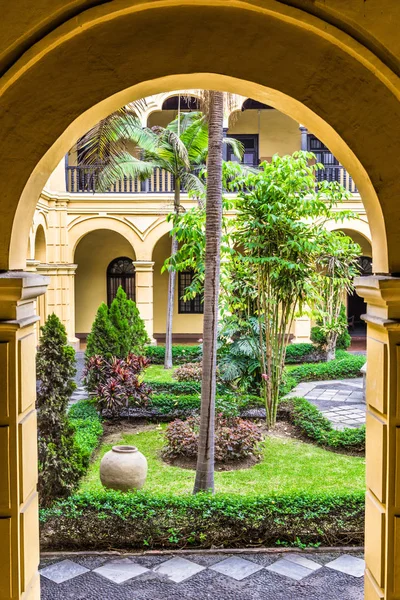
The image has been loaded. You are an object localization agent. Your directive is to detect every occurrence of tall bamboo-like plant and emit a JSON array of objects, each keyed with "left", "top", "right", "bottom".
[
  {"left": 313, "top": 232, "right": 361, "bottom": 361},
  {"left": 235, "top": 152, "right": 354, "bottom": 428}
]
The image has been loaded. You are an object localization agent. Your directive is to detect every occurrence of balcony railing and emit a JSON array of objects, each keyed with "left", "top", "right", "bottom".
[{"left": 65, "top": 164, "right": 358, "bottom": 194}]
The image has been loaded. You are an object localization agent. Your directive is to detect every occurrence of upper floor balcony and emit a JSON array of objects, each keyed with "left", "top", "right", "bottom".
[{"left": 65, "top": 160, "right": 358, "bottom": 195}]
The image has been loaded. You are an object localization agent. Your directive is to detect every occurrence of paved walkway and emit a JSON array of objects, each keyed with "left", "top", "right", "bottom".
[
  {"left": 285, "top": 378, "right": 365, "bottom": 429},
  {"left": 39, "top": 551, "right": 364, "bottom": 599}
]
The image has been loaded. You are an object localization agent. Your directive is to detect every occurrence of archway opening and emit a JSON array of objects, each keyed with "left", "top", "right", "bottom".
[
  {"left": 74, "top": 229, "right": 136, "bottom": 341},
  {"left": 34, "top": 224, "right": 47, "bottom": 263}
]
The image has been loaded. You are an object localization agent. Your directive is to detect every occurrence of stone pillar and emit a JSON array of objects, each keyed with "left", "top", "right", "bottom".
[
  {"left": 36, "top": 264, "right": 79, "bottom": 348},
  {"left": 355, "top": 276, "right": 400, "bottom": 600},
  {"left": 0, "top": 272, "right": 49, "bottom": 600},
  {"left": 133, "top": 261, "right": 154, "bottom": 341},
  {"left": 299, "top": 125, "right": 308, "bottom": 151}
]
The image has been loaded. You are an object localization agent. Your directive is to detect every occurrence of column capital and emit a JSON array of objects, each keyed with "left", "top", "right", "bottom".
[
  {"left": 132, "top": 260, "right": 155, "bottom": 272},
  {"left": 0, "top": 271, "right": 49, "bottom": 325},
  {"left": 355, "top": 275, "right": 400, "bottom": 323},
  {"left": 36, "top": 263, "right": 77, "bottom": 275}
]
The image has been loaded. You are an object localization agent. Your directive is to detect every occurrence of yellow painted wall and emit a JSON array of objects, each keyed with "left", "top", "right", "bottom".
[
  {"left": 228, "top": 109, "right": 300, "bottom": 161},
  {"left": 153, "top": 233, "right": 203, "bottom": 335},
  {"left": 75, "top": 229, "right": 135, "bottom": 333},
  {"left": 341, "top": 229, "right": 372, "bottom": 257}
]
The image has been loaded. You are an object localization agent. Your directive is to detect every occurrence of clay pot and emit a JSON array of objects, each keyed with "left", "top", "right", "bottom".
[{"left": 100, "top": 445, "right": 148, "bottom": 492}]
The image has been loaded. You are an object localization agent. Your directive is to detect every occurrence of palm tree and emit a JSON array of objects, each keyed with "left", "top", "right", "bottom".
[
  {"left": 78, "top": 109, "right": 209, "bottom": 369},
  {"left": 193, "top": 91, "right": 225, "bottom": 494},
  {"left": 78, "top": 101, "right": 242, "bottom": 370}
]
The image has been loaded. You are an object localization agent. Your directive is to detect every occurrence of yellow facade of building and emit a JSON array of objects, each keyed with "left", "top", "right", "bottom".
[
  {"left": 1, "top": 2, "right": 400, "bottom": 598},
  {"left": 28, "top": 97, "right": 372, "bottom": 347}
]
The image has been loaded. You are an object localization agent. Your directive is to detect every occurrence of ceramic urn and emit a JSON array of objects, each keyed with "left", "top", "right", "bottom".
[{"left": 100, "top": 445, "right": 148, "bottom": 491}]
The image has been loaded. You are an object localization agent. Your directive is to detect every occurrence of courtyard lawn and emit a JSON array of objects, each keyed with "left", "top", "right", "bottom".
[
  {"left": 79, "top": 424, "right": 365, "bottom": 497},
  {"left": 143, "top": 364, "right": 177, "bottom": 383}
]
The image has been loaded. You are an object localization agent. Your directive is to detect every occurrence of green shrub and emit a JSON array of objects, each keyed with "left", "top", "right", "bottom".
[
  {"left": 281, "top": 396, "right": 365, "bottom": 452},
  {"left": 69, "top": 400, "right": 103, "bottom": 468},
  {"left": 39, "top": 490, "right": 365, "bottom": 550},
  {"left": 36, "top": 314, "right": 83, "bottom": 507},
  {"left": 149, "top": 392, "right": 263, "bottom": 417},
  {"left": 289, "top": 354, "right": 365, "bottom": 383},
  {"left": 149, "top": 381, "right": 202, "bottom": 394},
  {"left": 86, "top": 287, "right": 149, "bottom": 359},
  {"left": 285, "top": 343, "right": 324, "bottom": 364},
  {"left": 173, "top": 362, "right": 203, "bottom": 382},
  {"left": 164, "top": 415, "right": 263, "bottom": 462},
  {"left": 144, "top": 345, "right": 202, "bottom": 364}
]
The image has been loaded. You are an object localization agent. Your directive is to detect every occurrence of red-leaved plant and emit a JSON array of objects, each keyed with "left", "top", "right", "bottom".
[
  {"left": 163, "top": 415, "right": 263, "bottom": 462},
  {"left": 83, "top": 353, "right": 151, "bottom": 415}
]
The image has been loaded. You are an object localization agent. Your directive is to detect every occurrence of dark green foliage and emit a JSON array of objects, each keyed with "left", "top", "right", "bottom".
[
  {"left": 164, "top": 416, "right": 263, "bottom": 462},
  {"left": 39, "top": 490, "right": 365, "bottom": 550},
  {"left": 281, "top": 396, "right": 365, "bottom": 452},
  {"left": 148, "top": 380, "right": 202, "bottom": 394},
  {"left": 36, "top": 314, "right": 83, "bottom": 506},
  {"left": 69, "top": 400, "right": 103, "bottom": 469},
  {"left": 289, "top": 353, "right": 366, "bottom": 383},
  {"left": 85, "top": 303, "right": 118, "bottom": 359},
  {"left": 285, "top": 343, "right": 325, "bottom": 364},
  {"left": 86, "top": 287, "right": 149, "bottom": 360},
  {"left": 311, "top": 326, "right": 352, "bottom": 351},
  {"left": 109, "top": 286, "right": 149, "bottom": 357},
  {"left": 149, "top": 393, "right": 263, "bottom": 417},
  {"left": 144, "top": 344, "right": 202, "bottom": 364}
]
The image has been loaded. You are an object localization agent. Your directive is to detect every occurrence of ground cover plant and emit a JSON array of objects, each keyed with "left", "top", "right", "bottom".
[
  {"left": 173, "top": 362, "right": 203, "bottom": 382},
  {"left": 288, "top": 352, "right": 365, "bottom": 383}
]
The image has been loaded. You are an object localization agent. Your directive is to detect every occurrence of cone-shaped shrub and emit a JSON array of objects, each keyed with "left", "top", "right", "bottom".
[
  {"left": 108, "top": 286, "right": 149, "bottom": 357},
  {"left": 36, "top": 313, "right": 83, "bottom": 506},
  {"left": 85, "top": 302, "right": 119, "bottom": 359}
]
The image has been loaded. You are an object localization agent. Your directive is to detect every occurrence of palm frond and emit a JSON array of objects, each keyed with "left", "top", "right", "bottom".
[
  {"left": 96, "top": 153, "right": 156, "bottom": 192},
  {"left": 223, "top": 136, "right": 244, "bottom": 161}
]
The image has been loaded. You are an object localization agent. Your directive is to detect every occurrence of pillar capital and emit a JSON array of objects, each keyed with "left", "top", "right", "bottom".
[
  {"left": 132, "top": 260, "right": 155, "bottom": 272},
  {"left": 355, "top": 275, "right": 400, "bottom": 322},
  {"left": 0, "top": 271, "right": 49, "bottom": 325}
]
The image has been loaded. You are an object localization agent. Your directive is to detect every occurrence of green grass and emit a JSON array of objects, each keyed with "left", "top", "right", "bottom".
[
  {"left": 79, "top": 425, "right": 365, "bottom": 496},
  {"left": 143, "top": 364, "right": 177, "bottom": 383}
]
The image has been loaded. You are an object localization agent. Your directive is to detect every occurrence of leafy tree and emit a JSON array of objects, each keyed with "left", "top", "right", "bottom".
[
  {"left": 85, "top": 302, "right": 118, "bottom": 359},
  {"left": 36, "top": 314, "right": 83, "bottom": 506},
  {"left": 234, "top": 152, "right": 354, "bottom": 428},
  {"left": 312, "top": 233, "right": 361, "bottom": 360}
]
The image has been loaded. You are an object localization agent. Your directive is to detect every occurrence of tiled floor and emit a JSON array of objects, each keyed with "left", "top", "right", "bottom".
[
  {"left": 40, "top": 551, "right": 365, "bottom": 599},
  {"left": 285, "top": 378, "right": 366, "bottom": 429}
]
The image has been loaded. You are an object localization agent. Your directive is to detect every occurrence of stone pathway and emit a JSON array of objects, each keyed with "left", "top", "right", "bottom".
[
  {"left": 39, "top": 551, "right": 364, "bottom": 599},
  {"left": 285, "top": 378, "right": 365, "bottom": 429}
]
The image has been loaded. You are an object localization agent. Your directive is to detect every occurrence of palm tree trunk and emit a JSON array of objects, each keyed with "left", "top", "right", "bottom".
[
  {"left": 164, "top": 182, "right": 180, "bottom": 369},
  {"left": 193, "top": 91, "right": 224, "bottom": 493}
]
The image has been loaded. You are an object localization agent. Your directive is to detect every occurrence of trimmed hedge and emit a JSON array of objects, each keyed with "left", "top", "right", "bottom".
[
  {"left": 289, "top": 354, "right": 366, "bottom": 383},
  {"left": 69, "top": 400, "right": 103, "bottom": 469},
  {"left": 39, "top": 490, "right": 364, "bottom": 550},
  {"left": 144, "top": 345, "right": 202, "bottom": 365},
  {"left": 281, "top": 396, "right": 365, "bottom": 452},
  {"left": 285, "top": 343, "right": 324, "bottom": 364},
  {"left": 150, "top": 392, "right": 263, "bottom": 417}
]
